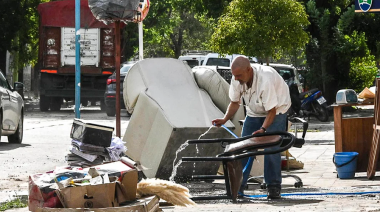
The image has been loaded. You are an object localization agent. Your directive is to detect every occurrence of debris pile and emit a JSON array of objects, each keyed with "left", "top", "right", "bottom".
[
  {"left": 65, "top": 119, "right": 126, "bottom": 167},
  {"left": 28, "top": 118, "right": 196, "bottom": 211}
]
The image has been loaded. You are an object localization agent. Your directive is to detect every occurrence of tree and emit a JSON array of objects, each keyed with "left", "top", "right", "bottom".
[
  {"left": 0, "top": 0, "right": 25, "bottom": 74},
  {"left": 209, "top": 0, "right": 310, "bottom": 64},
  {"left": 0, "top": 0, "right": 46, "bottom": 81},
  {"left": 303, "top": 1, "right": 378, "bottom": 102},
  {"left": 141, "top": 0, "right": 236, "bottom": 59}
]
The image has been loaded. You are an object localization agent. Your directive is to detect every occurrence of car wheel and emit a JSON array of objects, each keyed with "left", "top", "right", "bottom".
[
  {"left": 40, "top": 95, "right": 50, "bottom": 111},
  {"left": 81, "top": 100, "right": 89, "bottom": 107},
  {"left": 313, "top": 102, "right": 329, "bottom": 122},
  {"left": 50, "top": 97, "right": 62, "bottom": 111},
  {"left": 8, "top": 113, "right": 23, "bottom": 144},
  {"left": 100, "top": 100, "right": 106, "bottom": 111},
  {"left": 106, "top": 106, "right": 116, "bottom": 116}
]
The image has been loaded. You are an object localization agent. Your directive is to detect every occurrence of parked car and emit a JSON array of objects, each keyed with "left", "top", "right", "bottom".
[
  {"left": 104, "top": 62, "right": 135, "bottom": 116},
  {"left": 178, "top": 50, "right": 212, "bottom": 68},
  {"left": 264, "top": 63, "right": 304, "bottom": 93},
  {"left": 202, "top": 53, "right": 258, "bottom": 67},
  {"left": 179, "top": 55, "right": 206, "bottom": 68},
  {"left": 0, "top": 72, "right": 24, "bottom": 143}
]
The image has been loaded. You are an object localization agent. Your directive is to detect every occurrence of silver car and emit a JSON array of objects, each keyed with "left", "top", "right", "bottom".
[{"left": 0, "top": 72, "right": 24, "bottom": 143}]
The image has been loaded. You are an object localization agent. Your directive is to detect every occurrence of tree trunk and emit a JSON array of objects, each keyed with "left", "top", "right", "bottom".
[
  {"left": 171, "top": 28, "right": 184, "bottom": 59},
  {"left": 0, "top": 50, "right": 6, "bottom": 76},
  {"left": 321, "top": 54, "right": 326, "bottom": 93}
]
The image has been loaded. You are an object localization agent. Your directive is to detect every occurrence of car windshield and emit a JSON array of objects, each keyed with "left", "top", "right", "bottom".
[
  {"left": 206, "top": 58, "right": 230, "bottom": 67},
  {"left": 273, "top": 68, "right": 295, "bottom": 80},
  {"left": 120, "top": 64, "right": 134, "bottom": 74},
  {"left": 184, "top": 60, "right": 198, "bottom": 68}
]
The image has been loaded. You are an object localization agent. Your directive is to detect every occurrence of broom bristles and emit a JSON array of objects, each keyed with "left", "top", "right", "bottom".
[{"left": 137, "top": 178, "right": 196, "bottom": 206}]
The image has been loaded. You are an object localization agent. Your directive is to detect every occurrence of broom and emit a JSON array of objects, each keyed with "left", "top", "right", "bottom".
[{"left": 136, "top": 178, "right": 196, "bottom": 206}]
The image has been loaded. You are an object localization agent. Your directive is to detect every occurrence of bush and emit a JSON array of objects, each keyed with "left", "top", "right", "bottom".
[{"left": 349, "top": 53, "right": 377, "bottom": 93}]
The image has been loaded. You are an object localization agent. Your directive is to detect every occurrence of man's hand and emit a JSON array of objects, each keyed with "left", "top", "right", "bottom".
[
  {"left": 212, "top": 101, "right": 240, "bottom": 127},
  {"left": 212, "top": 118, "right": 227, "bottom": 127},
  {"left": 253, "top": 128, "right": 265, "bottom": 135}
]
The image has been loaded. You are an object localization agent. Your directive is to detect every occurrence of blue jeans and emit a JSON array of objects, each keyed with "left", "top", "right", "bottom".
[{"left": 240, "top": 113, "right": 287, "bottom": 191}]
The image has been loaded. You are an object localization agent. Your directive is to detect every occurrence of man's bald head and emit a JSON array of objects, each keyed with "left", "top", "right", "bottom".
[
  {"left": 230, "top": 56, "right": 253, "bottom": 86},
  {"left": 231, "top": 56, "right": 250, "bottom": 71}
]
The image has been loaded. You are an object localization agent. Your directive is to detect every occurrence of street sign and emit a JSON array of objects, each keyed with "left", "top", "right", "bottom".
[{"left": 355, "top": 0, "right": 380, "bottom": 13}]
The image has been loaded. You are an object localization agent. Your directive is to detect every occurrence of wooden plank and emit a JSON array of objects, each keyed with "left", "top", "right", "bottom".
[
  {"left": 367, "top": 78, "right": 380, "bottom": 178},
  {"left": 368, "top": 129, "right": 380, "bottom": 179},
  {"left": 334, "top": 106, "right": 343, "bottom": 152}
]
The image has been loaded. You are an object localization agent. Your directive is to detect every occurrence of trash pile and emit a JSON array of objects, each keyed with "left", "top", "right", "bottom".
[
  {"left": 28, "top": 159, "right": 159, "bottom": 211},
  {"left": 28, "top": 118, "right": 195, "bottom": 211},
  {"left": 66, "top": 119, "right": 126, "bottom": 167}
]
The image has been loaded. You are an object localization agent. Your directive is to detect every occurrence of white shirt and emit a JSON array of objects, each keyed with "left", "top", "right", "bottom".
[{"left": 229, "top": 64, "right": 291, "bottom": 117}]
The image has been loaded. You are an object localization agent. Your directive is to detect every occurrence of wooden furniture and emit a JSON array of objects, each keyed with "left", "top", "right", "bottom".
[
  {"left": 333, "top": 103, "right": 377, "bottom": 172},
  {"left": 368, "top": 79, "right": 380, "bottom": 179}
]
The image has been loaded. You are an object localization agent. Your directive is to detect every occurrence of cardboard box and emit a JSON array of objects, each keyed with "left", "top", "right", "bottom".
[
  {"left": 30, "top": 161, "right": 138, "bottom": 212},
  {"left": 118, "top": 169, "right": 138, "bottom": 202},
  {"left": 36, "top": 195, "right": 160, "bottom": 212},
  {"left": 56, "top": 169, "right": 138, "bottom": 208},
  {"left": 57, "top": 182, "right": 119, "bottom": 208}
]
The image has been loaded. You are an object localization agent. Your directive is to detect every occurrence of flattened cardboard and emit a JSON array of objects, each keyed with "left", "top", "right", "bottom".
[{"left": 84, "top": 161, "right": 134, "bottom": 178}]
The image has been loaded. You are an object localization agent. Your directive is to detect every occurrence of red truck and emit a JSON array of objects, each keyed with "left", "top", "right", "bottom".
[{"left": 37, "top": 0, "right": 118, "bottom": 111}]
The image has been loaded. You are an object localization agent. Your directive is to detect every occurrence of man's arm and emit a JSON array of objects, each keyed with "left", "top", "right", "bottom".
[
  {"left": 212, "top": 101, "right": 240, "bottom": 127},
  {"left": 253, "top": 107, "right": 276, "bottom": 134}
]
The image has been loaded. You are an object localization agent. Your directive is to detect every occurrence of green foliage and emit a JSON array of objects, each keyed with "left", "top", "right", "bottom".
[
  {"left": 210, "top": 0, "right": 310, "bottom": 62},
  {"left": 349, "top": 55, "right": 377, "bottom": 93},
  {"left": 304, "top": 0, "right": 380, "bottom": 103},
  {"left": 122, "top": 23, "right": 139, "bottom": 61},
  {"left": 142, "top": 0, "right": 217, "bottom": 58},
  {"left": 0, "top": 0, "right": 47, "bottom": 81},
  {"left": 303, "top": 0, "right": 354, "bottom": 101},
  {"left": 0, "top": 198, "right": 27, "bottom": 211},
  {"left": 343, "top": 32, "right": 378, "bottom": 92},
  {"left": 193, "top": 0, "right": 232, "bottom": 19},
  {"left": 350, "top": 12, "right": 380, "bottom": 61}
]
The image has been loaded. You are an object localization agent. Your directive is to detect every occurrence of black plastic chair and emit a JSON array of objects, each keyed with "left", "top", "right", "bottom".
[{"left": 182, "top": 129, "right": 307, "bottom": 202}]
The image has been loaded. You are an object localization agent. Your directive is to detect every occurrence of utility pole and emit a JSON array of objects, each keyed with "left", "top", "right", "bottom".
[{"left": 75, "top": 0, "right": 81, "bottom": 118}]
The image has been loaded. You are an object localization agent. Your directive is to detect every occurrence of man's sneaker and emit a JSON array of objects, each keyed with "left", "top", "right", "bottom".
[{"left": 267, "top": 187, "right": 281, "bottom": 199}]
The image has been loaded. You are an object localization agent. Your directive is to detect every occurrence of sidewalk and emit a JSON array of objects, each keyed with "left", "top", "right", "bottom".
[{"left": 162, "top": 113, "right": 380, "bottom": 212}]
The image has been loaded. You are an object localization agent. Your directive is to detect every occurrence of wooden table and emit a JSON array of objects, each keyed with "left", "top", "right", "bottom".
[{"left": 333, "top": 103, "right": 377, "bottom": 172}]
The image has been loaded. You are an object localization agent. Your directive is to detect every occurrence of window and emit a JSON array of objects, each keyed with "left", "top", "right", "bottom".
[
  {"left": 206, "top": 58, "right": 230, "bottom": 67},
  {"left": 273, "top": 68, "right": 295, "bottom": 80},
  {"left": 120, "top": 64, "right": 133, "bottom": 74},
  {"left": 184, "top": 60, "right": 199, "bottom": 68},
  {"left": 0, "top": 72, "right": 10, "bottom": 90}
]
